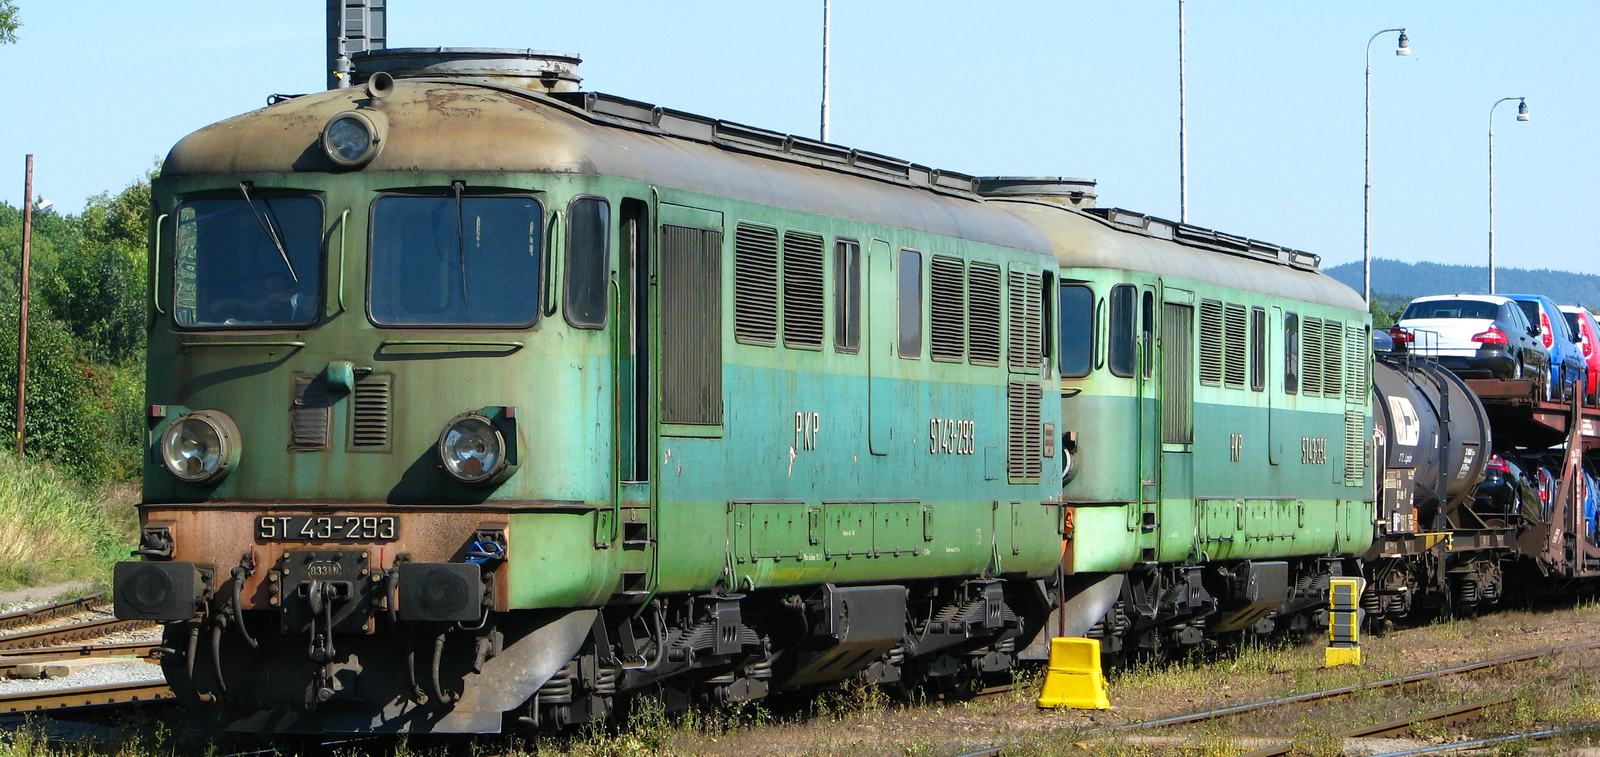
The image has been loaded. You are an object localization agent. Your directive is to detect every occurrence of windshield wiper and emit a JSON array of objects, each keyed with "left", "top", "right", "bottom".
[
  {"left": 454, "top": 180, "right": 468, "bottom": 303},
  {"left": 237, "top": 182, "right": 299, "bottom": 284}
]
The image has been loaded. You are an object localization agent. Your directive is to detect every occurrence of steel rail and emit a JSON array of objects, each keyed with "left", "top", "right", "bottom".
[
  {"left": 1099, "top": 639, "right": 1600, "bottom": 733},
  {"left": 0, "top": 617, "right": 154, "bottom": 650},
  {"left": 0, "top": 641, "right": 160, "bottom": 674},
  {"left": 1366, "top": 722, "right": 1600, "bottom": 757},
  {"left": 0, "top": 593, "right": 107, "bottom": 632},
  {"left": 1232, "top": 697, "right": 1509, "bottom": 757},
  {"left": 0, "top": 680, "right": 172, "bottom": 713}
]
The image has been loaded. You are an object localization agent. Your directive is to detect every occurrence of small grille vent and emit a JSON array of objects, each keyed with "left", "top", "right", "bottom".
[
  {"left": 1007, "top": 381, "right": 1043, "bottom": 480},
  {"left": 968, "top": 263, "right": 1002, "bottom": 365},
  {"left": 781, "top": 231, "right": 825, "bottom": 349},
  {"left": 1344, "top": 409, "right": 1365, "bottom": 485},
  {"left": 929, "top": 256, "right": 966, "bottom": 362},
  {"left": 1302, "top": 316, "right": 1324, "bottom": 396},
  {"left": 1224, "top": 303, "right": 1248, "bottom": 389},
  {"left": 352, "top": 373, "right": 392, "bottom": 448},
  {"left": 1199, "top": 299, "right": 1224, "bottom": 386},
  {"left": 1007, "top": 269, "right": 1042, "bottom": 371},
  {"left": 1322, "top": 320, "right": 1344, "bottom": 397},
  {"left": 734, "top": 224, "right": 778, "bottom": 345},
  {"left": 1345, "top": 326, "right": 1367, "bottom": 404},
  {"left": 290, "top": 374, "right": 333, "bottom": 451}
]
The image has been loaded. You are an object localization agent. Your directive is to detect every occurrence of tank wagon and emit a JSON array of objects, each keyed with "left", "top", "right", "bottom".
[{"left": 114, "top": 49, "right": 1067, "bottom": 733}]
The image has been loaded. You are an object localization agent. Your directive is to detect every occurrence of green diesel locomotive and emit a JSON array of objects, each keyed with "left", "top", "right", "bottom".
[{"left": 115, "top": 49, "right": 1067, "bottom": 733}]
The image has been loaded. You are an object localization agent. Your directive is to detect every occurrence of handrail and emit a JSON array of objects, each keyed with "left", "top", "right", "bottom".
[
  {"left": 151, "top": 213, "right": 169, "bottom": 315},
  {"left": 378, "top": 339, "right": 524, "bottom": 350},
  {"left": 543, "top": 211, "right": 563, "bottom": 318},
  {"left": 336, "top": 208, "right": 350, "bottom": 312},
  {"left": 180, "top": 341, "right": 306, "bottom": 348}
]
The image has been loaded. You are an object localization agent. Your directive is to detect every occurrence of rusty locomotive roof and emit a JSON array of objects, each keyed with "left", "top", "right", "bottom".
[
  {"left": 162, "top": 80, "right": 1053, "bottom": 256},
  {"left": 993, "top": 199, "right": 1367, "bottom": 312}
]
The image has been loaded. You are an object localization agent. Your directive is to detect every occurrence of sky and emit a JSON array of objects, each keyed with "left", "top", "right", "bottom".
[{"left": 0, "top": 1, "right": 1595, "bottom": 277}]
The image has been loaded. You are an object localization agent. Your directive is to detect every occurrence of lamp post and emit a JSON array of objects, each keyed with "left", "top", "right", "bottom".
[
  {"left": 1488, "top": 97, "right": 1528, "bottom": 294},
  {"left": 15, "top": 155, "right": 31, "bottom": 460},
  {"left": 820, "top": 0, "right": 831, "bottom": 142},
  {"left": 1179, "top": 0, "right": 1188, "bottom": 223},
  {"left": 1364, "top": 28, "right": 1410, "bottom": 307}
]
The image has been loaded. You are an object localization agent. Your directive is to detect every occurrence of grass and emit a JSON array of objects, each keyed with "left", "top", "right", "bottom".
[{"left": 0, "top": 456, "right": 134, "bottom": 594}]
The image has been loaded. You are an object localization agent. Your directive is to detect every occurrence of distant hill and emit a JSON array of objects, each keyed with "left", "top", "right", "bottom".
[{"left": 1326, "top": 259, "right": 1600, "bottom": 308}]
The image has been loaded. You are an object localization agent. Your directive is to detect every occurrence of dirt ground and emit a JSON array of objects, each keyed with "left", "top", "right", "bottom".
[{"left": 526, "top": 599, "right": 1600, "bottom": 757}]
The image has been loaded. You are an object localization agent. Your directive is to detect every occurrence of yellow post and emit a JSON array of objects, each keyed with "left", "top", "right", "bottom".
[
  {"left": 1037, "top": 637, "right": 1110, "bottom": 709},
  {"left": 1325, "top": 577, "right": 1366, "bottom": 668}
]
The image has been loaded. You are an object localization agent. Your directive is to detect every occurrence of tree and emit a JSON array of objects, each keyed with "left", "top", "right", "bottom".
[{"left": 0, "top": 1, "right": 18, "bottom": 44}]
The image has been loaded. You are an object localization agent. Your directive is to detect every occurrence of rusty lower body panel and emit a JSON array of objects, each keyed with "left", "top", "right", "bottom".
[{"left": 116, "top": 505, "right": 589, "bottom": 733}]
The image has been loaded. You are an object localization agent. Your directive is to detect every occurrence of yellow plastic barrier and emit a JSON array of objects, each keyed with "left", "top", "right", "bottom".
[
  {"left": 1325, "top": 577, "right": 1366, "bottom": 668},
  {"left": 1037, "top": 637, "right": 1110, "bottom": 710}
]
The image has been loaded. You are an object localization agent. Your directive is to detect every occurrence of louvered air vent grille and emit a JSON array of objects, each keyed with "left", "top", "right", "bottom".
[
  {"left": 1162, "top": 303, "right": 1194, "bottom": 444},
  {"left": 1007, "top": 269, "right": 1042, "bottom": 371},
  {"left": 734, "top": 224, "right": 778, "bottom": 345},
  {"left": 290, "top": 374, "right": 332, "bottom": 451},
  {"left": 351, "top": 373, "right": 392, "bottom": 447},
  {"left": 662, "top": 226, "right": 725, "bottom": 425},
  {"left": 1322, "top": 320, "right": 1344, "bottom": 397},
  {"left": 1224, "top": 303, "right": 1248, "bottom": 389},
  {"left": 968, "top": 263, "right": 1002, "bottom": 366},
  {"left": 1345, "top": 409, "right": 1365, "bottom": 485},
  {"left": 929, "top": 256, "right": 966, "bottom": 362},
  {"left": 1346, "top": 326, "right": 1367, "bottom": 404},
  {"left": 1007, "top": 381, "right": 1043, "bottom": 480},
  {"left": 1199, "top": 299, "right": 1224, "bottom": 386},
  {"left": 1302, "top": 316, "right": 1324, "bottom": 396},
  {"left": 781, "top": 231, "right": 825, "bottom": 349}
]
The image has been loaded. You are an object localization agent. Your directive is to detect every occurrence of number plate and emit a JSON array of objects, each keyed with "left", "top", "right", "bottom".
[{"left": 256, "top": 515, "right": 399, "bottom": 542}]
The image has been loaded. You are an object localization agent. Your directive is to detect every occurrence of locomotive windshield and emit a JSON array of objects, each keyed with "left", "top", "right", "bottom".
[
  {"left": 369, "top": 193, "right": 543, "bottom": 326},
  {"left": 173, "top": 194, "right": 323, "bottom": 328}
]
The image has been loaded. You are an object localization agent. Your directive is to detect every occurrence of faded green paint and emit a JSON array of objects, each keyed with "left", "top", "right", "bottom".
[{"left": 145, "top": 83, "right": 1067, "bottom": 613}]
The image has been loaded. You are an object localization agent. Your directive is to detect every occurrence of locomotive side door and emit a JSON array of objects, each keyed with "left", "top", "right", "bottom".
[
  {"left": 866, "top": 239, "right": 893, "bottom": 455},
  {"left": 1137, "top": 285, "right": 1160, "bottom": 529}
]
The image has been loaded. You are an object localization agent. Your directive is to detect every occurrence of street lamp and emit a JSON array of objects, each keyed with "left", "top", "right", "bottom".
[
  {"left": 1364, "top": 28, "right": 1410, "bottom": 307},
  {"left": 1488, "top": 97, "right": 1528, "bottom": 294}
]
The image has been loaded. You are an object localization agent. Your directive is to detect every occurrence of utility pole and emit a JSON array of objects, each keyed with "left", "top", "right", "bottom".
[
  {"left": 820, "top": 0, "right": 831, "bottom": 142},
  {"left": 327, "top": 0, "right": 387, "bottom": 89},
  {"left": 1178, "top": 0, "right": 1188, "bottom": 223},
  {"left": 15, "top": 155, "right": 32, "bottom": 460}
]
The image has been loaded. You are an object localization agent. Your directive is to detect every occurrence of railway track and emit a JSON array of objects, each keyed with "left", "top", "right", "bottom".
[
  {"left": 952, "top": 640, "right": 1600, "bottom": 757},
  {"left": 0, "top": 679, "right": 172, "bottom": 713},
  {"left": 0, "top": 593, "right": 108, "bottom": 633}
]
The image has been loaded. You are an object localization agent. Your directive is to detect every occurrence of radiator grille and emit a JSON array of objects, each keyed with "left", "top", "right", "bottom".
[
  {"left": 290, "top": 373, "right": 332, "bottom": 451},
  {"left": 1224, "top": 302, "right": 1248, "bottom": 389},
  {"left": 1345, "top": 409, "right": 1365, "bottom": 485},
  {"left": 1198, "top": 299, "right": 1223, "bottom": 386},
  {"left": 733, "top": 224, "right": 778, "bottom": 346},
  {"left": 929, "top": 256, "right": 966, "bottom": 362},
  {"left": 1302, "top": 316, "right": 1324, "bottom": 396},
  {"left": 1162, "top": 303, "right": 1194, "bottom": 444},
  {"left": 351, "top": 373, "right": 391, "bottom": 448},
  {"left": 1322, "top": 320, "right": 1344, "bottom": 397},
  {"left": 661, "top": 225, "right": 724, "bottom": 425},
  {"left": 1007, "top": 381, "right": 1043, "bottom": 481},
  {"left": 1007, "top": 269, "right": 1042, "bottom": 371},
  {"left": 968, "top": 263, "right": 1002, "bottom": 366},
  {"left": 1346, "top": 325, "right": 1368, "bottom": 404},
  {"left": 781, "top": 231, "right": 824, "bottom": 349}
]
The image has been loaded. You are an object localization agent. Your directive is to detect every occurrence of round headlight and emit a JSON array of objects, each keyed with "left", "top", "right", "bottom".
[
  {"left": 321, "top": 111, "right": 383, "bottom": 167},
  {"left": 160, "top": 411, "right": 240, "bottom": 485},
  {"left": 438, "top": 414, "right": 506, "bottom": 484}
]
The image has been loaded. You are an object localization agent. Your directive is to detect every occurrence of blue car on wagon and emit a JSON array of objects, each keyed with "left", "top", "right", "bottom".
[{"left": 1506, "top": 294, "right": 1587, "bottom": 400}]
